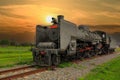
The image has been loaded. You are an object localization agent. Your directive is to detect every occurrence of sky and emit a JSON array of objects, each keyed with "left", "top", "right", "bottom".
[{"left": 0, "top": 0, "right": 120, "bottom": 42}]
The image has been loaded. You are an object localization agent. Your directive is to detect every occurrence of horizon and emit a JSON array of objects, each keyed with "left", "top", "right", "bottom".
[{"left": 0, "top": 25, "right": 120, "bottom": 43}]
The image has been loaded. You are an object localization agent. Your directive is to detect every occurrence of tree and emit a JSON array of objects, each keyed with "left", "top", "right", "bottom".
[{"left": 0, "top": 40, "right": 10, "bottom": 45}]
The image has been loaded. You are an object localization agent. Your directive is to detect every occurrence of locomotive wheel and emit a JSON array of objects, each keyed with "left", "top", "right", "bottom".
[
  {"left": 101, "top": 44, "right": 110, "bottom": 54},
  {"left": 76, "top": 52, "right": 83, "bottom": 59},
  {"left": 103, "top": 47, "right": 109, "bottom": 54},
  {"left": 80, "top": 52, "right": 87, "bottom": 60},
  {"left": 51, "top": 54, "right": 60, "bottom": 66},
  {"left": 93, "top": 49, "right": 99, "bottom": 56},
  {"left": 32, "top": 51, "right": 36, "bottom": 62},
  {"left": 82, "top": 51, "right": 92, "bottom": 58},
  {"left": 101, "top": 47, "right": 108, "bottom": 54},
  {"left": 90, "top": 50, "right": 96, "bottom": 56},
  {"left": 86, "top": 51, "right": 92, "bottom": 58}
]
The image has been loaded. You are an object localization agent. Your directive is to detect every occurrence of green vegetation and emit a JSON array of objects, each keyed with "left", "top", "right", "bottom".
[
  {"left": 78, "top": 55, "right": 120, "bottom": 80},
  {"left": 0, "top": 46, "right": 32, "bottom": 68},
  {"left": 72, "top": 64, "right": 85, "bottom": 70},
  {"left": 115, "top": 48, "right": 120, "bottom": 52},
  {"left": 0, "top": 40, "right": 10, "bottom": 45},
  {"left": 58, "top": 62, "right": 73, "bottom": 68},
  {"left": 58, "top": 61, "right": 85, "bottom": 70}
]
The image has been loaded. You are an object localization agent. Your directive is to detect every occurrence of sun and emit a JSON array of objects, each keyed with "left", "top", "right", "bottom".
[{"left": 46, "top": 16, "right": 53, "bottom": 23}]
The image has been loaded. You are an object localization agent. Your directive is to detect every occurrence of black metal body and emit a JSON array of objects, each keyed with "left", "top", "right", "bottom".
[{"left": 32, "top": 15, "right": 111, "bottom": 66}]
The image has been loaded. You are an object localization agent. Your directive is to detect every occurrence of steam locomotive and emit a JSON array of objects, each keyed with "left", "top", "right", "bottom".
[{"left": 32, "top": 15, "right": 111, "bottom": 66}]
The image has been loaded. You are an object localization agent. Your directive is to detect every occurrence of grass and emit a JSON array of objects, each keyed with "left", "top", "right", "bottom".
[
  {"left": 58, "top": 62, "right": 73, "bottom": 68},
  {"left": 72, "top": 64, "right": 85, "bottom": 70},
  {"left": 115, "top": 48, "right": 120, "bottom": 52},
  {"left": 58, "top": 61, "right": 85, "bottom": 70},
  {"left": 0, "top": 46, "right": 33, "bottom": 68},
  {"left": 78, "top": 55, "right": 120, "bottom": 80},
  {"left": 0, "top": 46, "right": 31, "bottom": 53}
]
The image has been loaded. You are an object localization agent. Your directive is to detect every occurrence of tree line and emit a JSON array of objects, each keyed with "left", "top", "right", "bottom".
[{"left": 0, "top": 40, "right": 34, "bottom": 46}]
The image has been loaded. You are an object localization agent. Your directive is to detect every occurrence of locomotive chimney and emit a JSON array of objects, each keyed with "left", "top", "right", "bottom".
[{"left": 58, "top": 15, "right": 64, "bottom": 22}]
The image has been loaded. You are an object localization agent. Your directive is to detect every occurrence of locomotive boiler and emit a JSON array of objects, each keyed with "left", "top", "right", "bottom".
[{"left": 32, "top": 15, "right": 111, "bottom": 66}]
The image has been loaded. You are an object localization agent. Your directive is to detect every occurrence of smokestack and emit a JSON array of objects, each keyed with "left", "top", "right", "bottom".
[{"left": 58, "top": 15, "right": 64, "bottom": 22}]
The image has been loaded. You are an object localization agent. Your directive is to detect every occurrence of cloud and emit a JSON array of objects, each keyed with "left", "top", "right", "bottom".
[
  {"left": 0, "top": 8, "right": 26, "bottom": 19},
  {"left": 0, "top": 0, "right": 49, "bottom": 6},
  {"left": 100, "top": 2, "right": 120, "bottom": 12},
  {"left": 94, "top": 11, "right": 120, "bottom": 19},
  {"left": 0, "top": 0, "right": 32, "bottom": 6},
  {"left": 0, "top": 0, "right": 120, "bottom": 28},
  {"left": 89, "top": 25, "right": 120, "bottom": 33}
]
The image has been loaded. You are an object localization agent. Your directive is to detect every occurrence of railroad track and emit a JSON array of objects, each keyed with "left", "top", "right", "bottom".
[
  {"left": 0, "top": 65, "right": 55, "bottom": 80},
  {"left": 0, "top": 52, "right": 114, "bottom": 80},
  {"left": 0, "top": 65, "right": 34, "bottom": 74}
]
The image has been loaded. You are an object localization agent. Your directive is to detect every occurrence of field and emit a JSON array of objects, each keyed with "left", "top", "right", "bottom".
[
  {"left": 79, "top": 54, "right": 120, "bottom": 80},
  {"left": 0, "top": 46, "right": 32, "bottom": 68},
  {"left": 0, "top": 46, "right": 120, "bottom": 80}
]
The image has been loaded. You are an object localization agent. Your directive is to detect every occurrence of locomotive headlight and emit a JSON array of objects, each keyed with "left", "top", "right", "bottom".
[
  {"left": 102, "top": 34, "right": 105, "bottom": 38},
  {"left": 46, "top": 16, "right": 53, "bottom": 23}
]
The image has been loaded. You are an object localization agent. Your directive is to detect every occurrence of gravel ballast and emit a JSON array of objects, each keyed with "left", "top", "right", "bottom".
[{"left": 1, "top": 53, "right": 120, "bottom": 80}]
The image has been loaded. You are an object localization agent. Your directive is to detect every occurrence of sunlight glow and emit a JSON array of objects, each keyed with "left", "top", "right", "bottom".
[{"left": 46, "top": 16, "right": 53, "bottom": 23}]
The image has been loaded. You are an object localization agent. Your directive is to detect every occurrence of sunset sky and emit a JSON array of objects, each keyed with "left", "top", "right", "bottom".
[{"left": 0, "top": 0, "right": 120, "bottom": 42}]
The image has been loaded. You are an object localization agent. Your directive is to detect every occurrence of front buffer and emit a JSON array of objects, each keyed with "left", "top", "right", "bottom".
[{"left": 32, "top": 48, "right": 60, "bottom": 66}]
